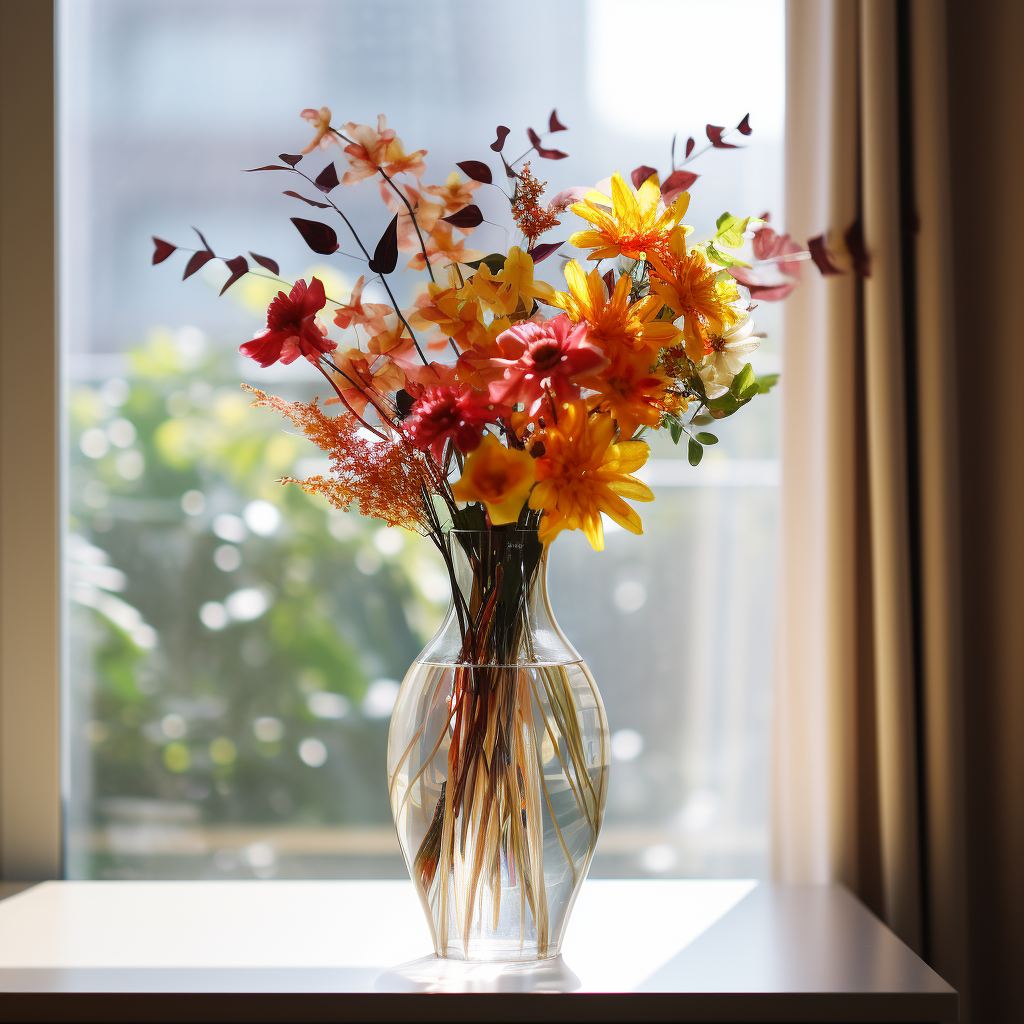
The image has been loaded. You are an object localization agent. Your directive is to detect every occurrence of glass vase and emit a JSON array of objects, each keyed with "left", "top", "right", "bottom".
[{"left": 387, "top": 529, "right": 609, "bottom": 962}]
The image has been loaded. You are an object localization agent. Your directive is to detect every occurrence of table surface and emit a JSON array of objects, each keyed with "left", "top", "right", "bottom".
[{"left": 0, "top": 879, "right": 956, "bottom": 1022}]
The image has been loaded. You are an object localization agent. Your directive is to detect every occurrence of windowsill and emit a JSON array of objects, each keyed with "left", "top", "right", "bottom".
[{"left": 0, "top": 879, "right": 956, "bottom": 1021}]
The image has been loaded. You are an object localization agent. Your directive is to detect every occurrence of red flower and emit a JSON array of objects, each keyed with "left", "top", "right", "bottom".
[
  {"left": 487, "top": 313, "right": 608, "bottom": 417},
  {"left": 404, "top": 385, "right": 505, "bottom": 462},
  {"left": 240, "top": 278, "right": 336, "bottom": 367}
]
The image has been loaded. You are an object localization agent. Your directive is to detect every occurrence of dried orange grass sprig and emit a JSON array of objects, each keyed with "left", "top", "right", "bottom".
[{"left": 243, "top": 385, "right": 435, "bottom": 532}]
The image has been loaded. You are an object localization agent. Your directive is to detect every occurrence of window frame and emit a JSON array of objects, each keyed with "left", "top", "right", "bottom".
[{"left": 0, "top": 1, "right": 61, "bottom": 880}]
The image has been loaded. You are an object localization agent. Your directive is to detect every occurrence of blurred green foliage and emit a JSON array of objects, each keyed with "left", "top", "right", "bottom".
[{"left": 67, "top": 327, "right": 448, "bottom": 867}]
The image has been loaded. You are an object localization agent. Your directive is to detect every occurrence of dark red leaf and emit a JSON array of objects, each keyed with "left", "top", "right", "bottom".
[
  {"left": 151, "top": 237, "right": 176, "bottom": 265},
  {"left": 279, "top": 154, "right": 303, "bottom": 166},
  {"left": 549, "top": 109, "right": 568, "bottom": 133},
  {"left": 844, "top": 219, "right": 871, "bottom": 277},
  {"left": 490, "top": 126, "right": 511, "bottom": 153},
  {"left": 685, "top": 136, "right": 695, "bottom": 158},
  {"left": 244, "top": 164, "right": 291, "bottom": 172},
  {"left": 526, "top": 127, "right": 568, "bottom": 160},
  {"left": 249, "top": 252, "right": 280, "bottom": 276},
  {"left": 456, "top": 160, "right": 492, "bottom": 185},
  {"left": 501, "top": 154, "right": 518, "bottom": 179},
  {"left": 183, "top": 250, "right": 214, "bottom": 280},
  {"left": 661, "top": 169, "right": 698, "bottom": 204},
  {"left": 706, "top": 125, "right": 739, "bottom": 149},
  {"left": 737, "top": 113, "right": 752, "bottom": 136},
  {"left": 291, "top": 217, "right": 340, "bottom": 256},
  {"left": 193, "top": 227, "right": 213, "bottom": 253},
  {"left": 602, "top": 269, "right": 616, "bottom": 294},
  {"left": 631, "top": 165, "right": 659, "bottom": 190},
  {"left": 527, "top": 241, "right": 562, "bottom": 264},
  {"left": 314, "top": 162, "right": 339, "bottom": 193},
  {"left": 219, "top": 255, "right": 249, "bottom": 296},
  {"left": 368, "top": 213, "right": 399, "bottom": 275},
  {"left": 283, "top": 190, "right": 331, "bottom": 209},
  {"left": 807, "top": 234, "right": 844, "bottom": 276},
  {"left": 442, "top": 205, "right": 484, "bottom": 230}
]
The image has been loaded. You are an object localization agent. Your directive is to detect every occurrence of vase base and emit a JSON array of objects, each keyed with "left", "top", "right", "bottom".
[{"left": 374, "top": 953, "right": 581, "bottom": 994}]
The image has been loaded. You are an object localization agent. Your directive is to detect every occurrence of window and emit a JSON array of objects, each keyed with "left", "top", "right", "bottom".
[{"left": 60, "top": 0, "right": 785, "bottom": 880}]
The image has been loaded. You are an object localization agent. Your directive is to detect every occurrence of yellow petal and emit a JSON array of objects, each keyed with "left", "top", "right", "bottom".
[
  {"left": 604, "top": 439, "right": 650, "bottom": 470},
  {"left": 597, "top": 494, "right": 644, "bottom": 534},
  {"left": 610, "top": 172, "right": 640, "bottom": 232},
  {"left": 607, "top": 476, "right": 656, "bottom": 502},
  {"left": 568, "top": 230, "right": 611, "bottom": 250},
  {"left": 636, "top": 175, "right": 661, "bottom": 216},
  {"left": 581, "top": 512, "right": 605, "bottom": 551}
]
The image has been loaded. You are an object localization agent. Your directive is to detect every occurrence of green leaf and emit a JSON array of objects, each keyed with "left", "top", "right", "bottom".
[
  {"left": 668, "top": 418, "right": 683, "bottom": 445},
  {"left": 714, "top": 212, "right": 750, "bottom": 248},
  {"left": 754, "top": 373, "right": 779, "bottom": 394},
  {"left": 691, "top": 413, "right": 713, "bottom": 426},
  {"left": 687, "top": 438, "right": 703, "bottom": 466},
  {"left": 695, "top": 432, "right": 719, "bottom": 445},
  {"left": 705, "top": 242, "right": 750, "bottom": 269},
  {"left": 730, "top": 362, "right": 755, "bottom": 398}
]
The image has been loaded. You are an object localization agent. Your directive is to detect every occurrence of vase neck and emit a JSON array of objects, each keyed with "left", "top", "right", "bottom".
[{"left": 418, "top": 530, "right": 580, "bottom": 667}]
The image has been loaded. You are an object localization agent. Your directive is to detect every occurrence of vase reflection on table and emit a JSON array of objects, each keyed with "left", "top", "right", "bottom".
[{"left": 388, "top": 529, "right": 609, "bottom": 962}]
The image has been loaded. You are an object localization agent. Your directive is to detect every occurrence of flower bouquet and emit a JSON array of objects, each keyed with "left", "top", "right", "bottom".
[{"left": 155, "top": 107, "right": 798, "bottom": 961}]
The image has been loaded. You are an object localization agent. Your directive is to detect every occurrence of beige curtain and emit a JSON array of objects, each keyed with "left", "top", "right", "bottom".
[{"left": 776, "top": 1, "right": 1024, "bottom": 1019}]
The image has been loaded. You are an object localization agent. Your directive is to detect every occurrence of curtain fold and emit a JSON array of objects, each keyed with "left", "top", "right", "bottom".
[{"left": 776, "top": 0, "right": 980, "bottom": 1012}]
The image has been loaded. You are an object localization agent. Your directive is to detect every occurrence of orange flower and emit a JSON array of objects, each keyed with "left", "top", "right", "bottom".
[
  {"left": 467, "top": 247, "right": 556, "bottom": 318},
  {"left": 379, "top": 182, "right": 445, "bottom": 252},
  {"left": 648, "top": 228, "right": 742, "bottom": 360},
  {"left": 451, "top": 433, "right": 536, "bottom": 526},
  {"left": 422, "top": 171, "right": 480, "bottom": 214},
  {"left": 528, "top": 404, "right": 653, "bottom": 550},
  {"left": 406, "top": 225, "right": 483, "bottom": 272},
  {"left": 300, "top": 107, "right": 336, "bottom": 154},
  {"left": 554, "top": 259, "right": 681, "bottom": 354},
  {"left": 327, "top": 348, "right": 404, "bottom": 418},
  {"left": 340, "top": 115, "right": 397, "bottom": 185},
  {"left": 333, "top": 275, "right": 392, "bottom": 336},
  {"left": 407, "top": 282, "right": 488, "bottom": 350},
  {"left": 568, "top": 172, "right": 689, "bottom": 261},
  {"left": 383, "top": 137, "right": 427, "bottom": 179},
  {"left": 365, "top": 314, "right": 422, "bottom": 376},
  {"left": 583, "top": 348, "right": 671, "bottom": 439}
]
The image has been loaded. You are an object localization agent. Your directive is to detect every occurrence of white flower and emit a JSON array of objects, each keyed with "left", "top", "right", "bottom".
[{"left": 699, "top": 315, "right": 761, "bottom": 398}]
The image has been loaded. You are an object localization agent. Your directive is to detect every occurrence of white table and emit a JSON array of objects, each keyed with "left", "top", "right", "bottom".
[{"left": 0, "top": 879, "right": 957, "bottom": 1021}]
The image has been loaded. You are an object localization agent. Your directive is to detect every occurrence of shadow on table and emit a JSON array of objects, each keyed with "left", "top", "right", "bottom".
[{"left": 375, "top": 954, "right": 581, "bottom": 994}]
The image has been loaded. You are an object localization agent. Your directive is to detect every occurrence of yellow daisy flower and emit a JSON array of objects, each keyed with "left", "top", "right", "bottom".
[
  {"left": 567, "top": 172, "right": 690, "bottom": 262},
  {"left": 528, "top": 404, "right": 654, "bottom": 551},
  {"left": 554, "top": 259, "right": 682, "bottom": 353},
  {"left": 648, "top": 228, "right": 742, "bottom": 361}
]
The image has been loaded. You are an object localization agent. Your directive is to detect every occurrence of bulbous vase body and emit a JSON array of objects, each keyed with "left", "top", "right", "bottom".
[{"left": 387, "top": 530, "right": 609, "bottom": 961}]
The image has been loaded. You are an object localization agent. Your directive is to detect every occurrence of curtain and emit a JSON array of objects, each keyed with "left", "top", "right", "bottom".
[{"left": 775, "top": 1, "right": 1024, "bottom": 1020}]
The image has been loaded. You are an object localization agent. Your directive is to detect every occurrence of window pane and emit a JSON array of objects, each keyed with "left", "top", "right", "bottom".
[{"left": 60, "top": 0, "right": 785, "bottom": 880}]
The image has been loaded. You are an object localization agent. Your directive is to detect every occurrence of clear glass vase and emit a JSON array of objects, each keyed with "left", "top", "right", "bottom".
[{"left": 388, "top": 529, "right": 609, "bottom": 962}]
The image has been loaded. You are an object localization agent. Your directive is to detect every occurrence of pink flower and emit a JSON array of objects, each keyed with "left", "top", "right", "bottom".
[
  {"left": 300, "top": 107, "right": 335, "bottom": 154},
  {"left": 729, "top": 225, "right": 808, "bottom": 301},
  {"left": 240, "top": 278, "right": 336, "bottom": 367},
  {"left": 487, "top": 313, "right": 609, "bottom": 417},
  {"left": 404, "top": 385, "right": 505, "bottom": 462}
]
